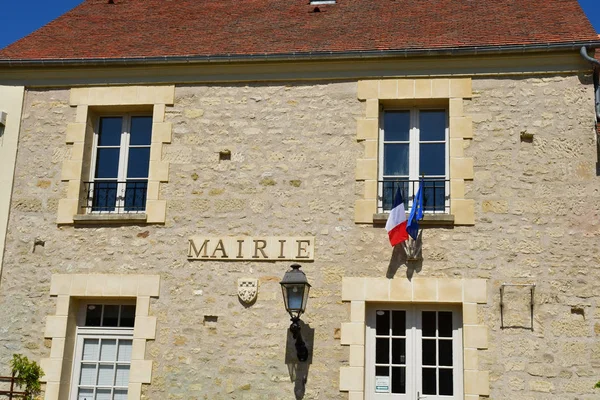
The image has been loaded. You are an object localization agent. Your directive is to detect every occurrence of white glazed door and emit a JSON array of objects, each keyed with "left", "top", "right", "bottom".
[{"left": 366, "top": 306, "right": 463, "bottom": 400}]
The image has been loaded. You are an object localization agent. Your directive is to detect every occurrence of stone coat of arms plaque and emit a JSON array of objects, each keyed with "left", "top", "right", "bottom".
[{"left": 238, "top": 278, "right": 258, "bottom": 304}]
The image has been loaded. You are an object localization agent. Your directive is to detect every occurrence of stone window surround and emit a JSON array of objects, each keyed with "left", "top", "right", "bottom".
[
  {"left": 42, "top": 274, "right": 160, "bottom": 400},
  {"left": 354, "top": 78, "right": 475, "bottom": 225},
  {"left": 339, "top": 277, "right": 489, "bottom": 400},
  {"left": 57, "top": 85, "right": 175, "bottom": 225}
]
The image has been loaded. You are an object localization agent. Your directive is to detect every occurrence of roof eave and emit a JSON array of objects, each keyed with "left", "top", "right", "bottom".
[{"left": 1, "top": 40, "right": 600, "bottom": 67}]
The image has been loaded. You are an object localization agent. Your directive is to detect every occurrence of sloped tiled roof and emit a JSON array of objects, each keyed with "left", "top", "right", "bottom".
[{"left": 0, "top": 0, "right": 598, "bottom": 61}]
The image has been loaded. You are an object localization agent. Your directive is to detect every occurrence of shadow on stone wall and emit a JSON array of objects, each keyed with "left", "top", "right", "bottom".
[
  {"left": 285, "top": 321, "right": 314, "bottom": 399},
  {"left": 386, "top": 232, "right": 423, "bottom": 280}
]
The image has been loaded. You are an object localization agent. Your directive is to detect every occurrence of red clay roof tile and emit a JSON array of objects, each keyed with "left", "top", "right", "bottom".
[{"left": 0, "top": 0, "right": 598, "bottom": 60}]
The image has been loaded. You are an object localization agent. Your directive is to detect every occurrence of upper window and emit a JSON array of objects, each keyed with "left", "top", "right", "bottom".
[
  {"left": 378, "top": 109, "right": 449, "bottom": 213},
  {"left": 365, "top": 305, "right": 463, "bottom": 400},
  {"left": 85, "top": 116, "right": 152, "bottom": 214},
  {"left": 71, "top": 303, "right": 136, "bottom": 400}
]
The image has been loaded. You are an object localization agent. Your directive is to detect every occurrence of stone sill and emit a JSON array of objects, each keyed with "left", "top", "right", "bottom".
[
  {"left": 372, "top": 213, "right": 455, "bottom": 226},
  {"left": 73, "top": 213, "right": 148, "bottom": 225}
]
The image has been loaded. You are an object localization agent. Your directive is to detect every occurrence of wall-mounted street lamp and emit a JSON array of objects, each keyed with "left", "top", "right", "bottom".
[{"left": 280, "top": 263, "right": 311, "bottom": 362}]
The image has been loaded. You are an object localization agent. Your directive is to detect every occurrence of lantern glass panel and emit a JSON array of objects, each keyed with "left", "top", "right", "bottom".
[{"left": 286, "top": 284, "right": 305, "bottom": 312}]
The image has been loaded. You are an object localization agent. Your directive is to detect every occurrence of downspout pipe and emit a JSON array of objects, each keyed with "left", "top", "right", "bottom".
[{"left": 579, "top": 46, "right": 600, "bottom": 120}]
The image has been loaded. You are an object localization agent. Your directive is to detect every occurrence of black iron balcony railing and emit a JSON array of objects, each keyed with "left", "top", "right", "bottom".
[
  {"left": 82, "top": 181, "right": 148, "bottom": 213},
  {"left": 379, "top": 179, "right": 450, "bottom": 214}
]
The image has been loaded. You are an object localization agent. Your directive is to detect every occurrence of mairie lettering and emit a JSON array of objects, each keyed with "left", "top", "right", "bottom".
[{"left": 187, "top": 236, "right": 314, "bottom": 261}]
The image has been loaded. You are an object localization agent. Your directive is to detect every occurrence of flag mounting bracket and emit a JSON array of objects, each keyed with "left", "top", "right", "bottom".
[
  {"left": 402, "top": 236, "right": 422, "bottom": 261},
  {"left": 500, "top": 283, "right": 535, "bottom": 331}
]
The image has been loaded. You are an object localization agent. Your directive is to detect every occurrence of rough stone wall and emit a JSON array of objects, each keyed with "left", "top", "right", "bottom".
[{"left": 0, "top": 75, "right": 599, "bottom": 399}]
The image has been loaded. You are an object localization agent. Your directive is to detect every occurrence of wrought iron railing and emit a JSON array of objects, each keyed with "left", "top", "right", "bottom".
[
  {"left": 379, "top": 179, "right": 450, "bottom": 214},
  {"left": 82, "top": 181, "right": 148, "bottom": 213}
]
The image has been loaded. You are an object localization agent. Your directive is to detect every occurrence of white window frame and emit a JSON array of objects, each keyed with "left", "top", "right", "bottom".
[
  {"left": 69, "top": 302, "right": 136, "bottom": 400},
  {"left": 89, "top": 114, "right": 151, "bottom": 214},
  {"left": 378, "top": 108, "right": 450, "bottom": 213},
  {"left": 365, "top": 304, "right": 463, "bottom": 400},
  {"left": 70, "top": 329, "right": 133, "bottom": 400}
]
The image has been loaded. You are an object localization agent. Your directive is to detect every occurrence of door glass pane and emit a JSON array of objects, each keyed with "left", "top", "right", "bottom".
[
  {"left": 384, "top": 111, "right": 410, "bottom": 141},
  {"left": 82, "top": 339, "right": 99, "bottom": 361},
  {"left": 79, "top": 364, "right": 96, "bottom": 385},
  {"left": 438, "top": 311, "right": 453, "bottom": 337},
  {"left": 375, "top": 310, "right": 390, "bottom": 335},
  {"left": 391, "top": 366, "right": 406, "bottom": 394},
  {"left": 375, "top": 366, "right": 390, "bottom": 393},
  {"left": 422, "top": 339, "right": 436, "bottom": 366},
  {"left": 97, "top": 365, "right": 114, "bottom": 386},
  {"left": 384, "top": 144, "right": 409, "bottom": 176},
  {"left": 100, "top": 339, "right": 117, "bottom": 361},
  {"left": 115, "top": 365, "right": 130, "bottom": 386},
  {"left": 95, "top": 149, "right": 120, "bottom": 179},
  {"left": 117, "top": 340, "right": 133, "bottom": 362},
  {"left": 391, "top": 311, "right": 406, "bottom": 336},
  {"left": 85, "top": 305, "right": 102, "bottom": 327},
  {"left": 376, "top": 338, "right": 389, "bottom": 364},
  {"left": 127, "top": 148, "right": 150, "bottom": 178},
  {"left": 120, "top": 306, "right": 136, "bottom": 327},
  {"left": 422, "top": 367, "right": 437, "bottom": 395},
  {"left": 375, "top": 366, "right": 389, "bottom": 377},
  {"left": 130, "top": 116, "right": 152, "bottom": 146},
  {"left": 114, "top": 389, "right": 128, "bottom": 400},
  {"left": 78, "top": 388, "right": 93, "bottom": 400},
  {"left": 419, "top": 143, "right": 445, "bottom": 176},
  {"left": 98, "top": 117, "right": 122, "bottom": 146},
  {"left": 391, "top": 338, "right": 405, "bottom": 364},
  {"left": 422, "top": 312, "right": 436, "bottom": 337},
  {"left": 95, "top": 389, "right": 111, "bottom": 400},
  {"left": 103, "top": 305, "right": 119, "bottom": 327},
  {"left": 439, "top": 368, "right": 454, "bottom": 395},
  {"left": 419, "top": 110, "right": 446, "bottom": 141},
  {"left": 439, "top": 339, "right": 453, "bottom": 366}
]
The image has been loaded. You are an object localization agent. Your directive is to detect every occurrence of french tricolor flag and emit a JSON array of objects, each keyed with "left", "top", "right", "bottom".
[{"left": 385, "top": 188, "right": 409, "bottom": 246}]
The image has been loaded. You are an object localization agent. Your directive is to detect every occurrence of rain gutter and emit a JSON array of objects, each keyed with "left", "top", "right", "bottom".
[
  {"left": 1, "top": 40, "right": 600, "bottom": 67},
  {"left": 579, "top": 46, "right": 600, "bottom": 121}
]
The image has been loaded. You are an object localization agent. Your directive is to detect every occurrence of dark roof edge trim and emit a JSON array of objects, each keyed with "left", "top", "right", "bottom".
[{"left": 2, "top": 41, "right": 600, "bottom": 67}]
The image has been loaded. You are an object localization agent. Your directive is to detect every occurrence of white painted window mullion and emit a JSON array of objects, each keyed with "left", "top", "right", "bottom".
[{"left": 116, "top": 116, "right": 130, "bottom": 210}]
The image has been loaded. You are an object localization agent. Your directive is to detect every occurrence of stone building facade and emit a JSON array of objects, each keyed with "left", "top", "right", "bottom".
[{"left": 1, "top": 1, "right": 600, "bottom": 400}]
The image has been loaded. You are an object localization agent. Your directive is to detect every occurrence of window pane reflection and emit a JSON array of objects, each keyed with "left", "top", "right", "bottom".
[
  {"left": 98, "top": 117, "right": 122, "bottom": 146},
  {"left": 376, "top": 310, "right": 390, "bottom": 335},
  {"left": 419, "top": 110, "right": 446, "bottom": 141},
  {"left": 419, "top": 143, "right": 445, "bottom": 176},
  {"left": 391, "top": 339, "right": 405, "bottom": 364},
  {"left": 422, "top": 312, "right": 436, "bottom": 337},
  {"left": 439, "top": 368, "right": 454, "bottom": 395},
  {"left": 376, "top": 338, "right": 389, "bottom": 364},
  {"left": 384, "top": 111, "right": 410, "bottom": 141},
  {"left": 384, "top": 144, "right": 409, "bottom": 176},
  {"left": 438, "top": 312, "right": 453, "bottom": 337},
  {"left": 391, "top": 311, "right": 406, "bottom": 336},
  {"left": 439, "top": 339, "right": 453, "bottom": 366},
  {"left": 422, "top": 367, "right": 437, "bottom": 395},
  {"left": 422, "top": 339, "right": 436, "bottom": 366},
  {"left": 391, "top": 366, "right": 406, "bottom": 394}
]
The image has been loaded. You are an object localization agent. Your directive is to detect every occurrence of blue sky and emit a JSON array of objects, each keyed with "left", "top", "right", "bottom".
[{"left": 0, "top": 0, "right": 599, "bottom": 50}]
